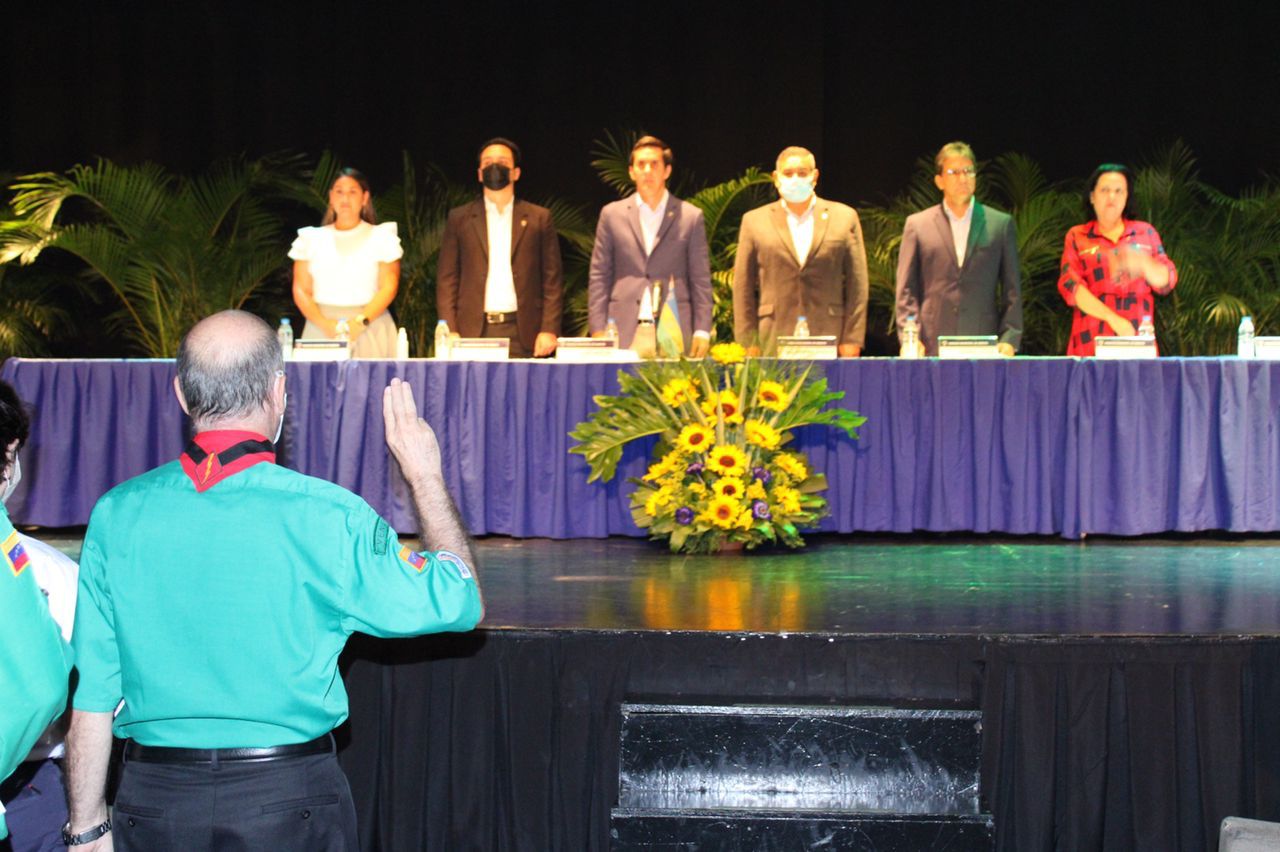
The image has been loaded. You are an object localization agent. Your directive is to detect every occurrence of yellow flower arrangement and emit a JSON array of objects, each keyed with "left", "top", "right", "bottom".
[
  {"left": 706, "top": 444, "right": 748, "bottom": 477},
  {"left": 643, "top": 449, "right": 685, "bottom": 481},
  {"left": 744, "top": 419, "right": 781, "bottom": 450},
  {"left": 570, "top": 347, "right": 866, "bottom": 553},
  {"left": 710, "top": 342, "right": 746, "bottom": 364},
  {"left": 774, "top": 452, "right": 808, "bottom": 481},
  {"left": 660, "top": 377, "right": 699, "bottom": 407},
  {"left": 773, "top": 485, "right": 803, "bottom": 515}
]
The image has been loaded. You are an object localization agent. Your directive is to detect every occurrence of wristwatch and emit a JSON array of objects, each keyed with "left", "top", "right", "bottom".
[
  {"left": 354, "top": 313, "right": 370, "bottom": 327},
  {"left": 62, "top": 819, "right": 112, "bottom": 845}
]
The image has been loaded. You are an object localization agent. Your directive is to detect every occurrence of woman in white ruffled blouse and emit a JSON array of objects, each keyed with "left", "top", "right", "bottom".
[{"left": 290, "top": 168, "right": 403, "bottom": 357}]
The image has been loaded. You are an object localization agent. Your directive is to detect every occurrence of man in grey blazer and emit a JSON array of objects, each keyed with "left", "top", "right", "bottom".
[
  {"left": 588, "top": 136, "right": 712, "bottom": 356},
  {"left": 733, "top": 146, "right": 869, "bottom": 357},
  {"left": 895, "top": 141, "right": 1022, "bottom": 356}
]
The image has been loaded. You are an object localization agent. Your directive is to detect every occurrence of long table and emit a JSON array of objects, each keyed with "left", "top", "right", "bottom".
[{"left": 3, "top": 357, "right": 1276, "bottom": 539}]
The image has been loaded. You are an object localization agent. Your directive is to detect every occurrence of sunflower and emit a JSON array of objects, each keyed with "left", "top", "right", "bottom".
[
  {"left": 706, "top": 444, "right": 748, "bottom": 477},
  {"left": 675, "top": 423, "right": 714, "bottom": 454},
  {"left": 757, "top": 380, "right": 788, "bottom": 412},
  {"left": 746, "top": 480, "right": 768, "bottom": 501},
  {"left": 774, "top": 452, "right": 808, "bottom": 481},
  {"left": 744, "top": 419, "right": 781, "bottom": 450},
  {"left": 736, "top": 508, "right": 754, "bottom": 530},
  {"left": 660, "top": 377, "right": 699, "bottom": 407},
  {"left": 710, "top": 342, "right": 746, "bottom": 365},
  {"left": 713, "top": 476, "right": 746, "bottom": 499},
  {"left": 701, "top": 389, "right": 743, "bottom": 424},
  {"left": 701, "top": 495, "right": 740, "bottom": 529}
]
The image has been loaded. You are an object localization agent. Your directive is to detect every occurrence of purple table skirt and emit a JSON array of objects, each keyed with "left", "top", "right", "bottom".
[{"left": 3, "top": 357, "right": 1276, "bottom": 539}]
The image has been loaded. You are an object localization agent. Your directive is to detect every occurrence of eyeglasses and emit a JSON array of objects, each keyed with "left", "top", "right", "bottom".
[{"left": 942, "top": 167, "right": 977, "bottom": 177}]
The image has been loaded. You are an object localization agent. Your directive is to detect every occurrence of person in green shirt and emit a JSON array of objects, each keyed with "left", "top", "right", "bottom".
[
  {"left": 0, "top": 467, "right": 73, "bottom": 842},
  {"left": 63, "top": 310, "right": 482, "bottom": 851}
]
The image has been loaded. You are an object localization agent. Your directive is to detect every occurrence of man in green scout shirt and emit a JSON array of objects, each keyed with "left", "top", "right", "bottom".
[
  {"left": 0, "top": 502, "right": 73, "bottom": 843},
  {"left": 63, "top": 310, "right": 482, "bottom": 851}
]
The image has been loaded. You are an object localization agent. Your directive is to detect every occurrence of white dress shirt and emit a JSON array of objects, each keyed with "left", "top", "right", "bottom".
[
  {"left": 484, "top": 197, "right": 518, "bottom": 313},
  {"left": 635, "top": 191, "right": 670, "bottom": 256},
  {"left": 944, "top": 198, "right": 975, "bottom": 267},
  {"left": 782, "top": 197, "right": 817, "bottom": 266}
]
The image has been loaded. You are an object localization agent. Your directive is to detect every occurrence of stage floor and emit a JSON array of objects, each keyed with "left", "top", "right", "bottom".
[{"left": 37, "top": 531, "right": 1280, "bottom": 637}]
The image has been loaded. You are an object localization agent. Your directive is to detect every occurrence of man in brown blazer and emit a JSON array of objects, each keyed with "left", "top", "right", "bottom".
[
  {"left": 732, "top": 146, "right": 869, "bottom": 357},
  {"left": 437, "top": 138, "right": 564, "bottom": 358}
]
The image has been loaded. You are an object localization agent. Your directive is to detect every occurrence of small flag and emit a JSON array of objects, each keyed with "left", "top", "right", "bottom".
[
  {"left": 398, "top": 546, "right": 428, "bottom": 573},
  {"left": 4, "top": 530, "right": 30, "bottom": 577},
  {"left": 656, "top": 277, "right": 684, "bottom": 358}
]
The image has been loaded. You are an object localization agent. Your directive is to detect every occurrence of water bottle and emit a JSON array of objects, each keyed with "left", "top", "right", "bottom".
[
  {"left": 794, "top": 315, "right": 810, "bottom": 337},
  {"left": 900, "top": 314, "right": 920, "bottom": 359},
  {"left": 434, "top": 319, "right": 451, "bottom": 359},
  {"left": 396, "top": 327, "right": 410, "bottom": 360},
  {"left": 1138, "top": 315, "right": 1155, "bottom": 340},
  {"left": 605, "top": 317, "right": 619, "bottom": 344},
  {"left": 1238, "top": 315, "right": 1255, "bottom": 359},
  {"left": 277, "top": 318, "right": 293, "bottom": 360}
]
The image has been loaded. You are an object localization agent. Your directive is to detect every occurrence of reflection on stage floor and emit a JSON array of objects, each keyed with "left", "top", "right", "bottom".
[
  {"left": 32, "top": 531, "right": 1280, "bottom": 636},
  {"left": 466, "top": 534, "right": 1280, "bottom": 636}
]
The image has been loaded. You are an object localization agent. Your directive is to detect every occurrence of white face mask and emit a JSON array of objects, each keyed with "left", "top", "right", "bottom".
[
  {"left": 273, "top": 393, "right": 287, "bottom": 445},
  {"left": 778, "top": 175, "right": 814, "bottom": 204},
  {"left": 2, "top": 454, "right": 20, "bottom": 504}
]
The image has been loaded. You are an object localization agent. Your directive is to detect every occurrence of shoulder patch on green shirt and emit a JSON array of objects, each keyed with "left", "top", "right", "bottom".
[
  {"left": 398, "top": 545, "right": 427, "bottom": 572},
  {"left": 4, "top": 530, "right": 30, "bottom": 577},
  {"left": 373, "top": 519, "right": 390, "bottom": 555}
]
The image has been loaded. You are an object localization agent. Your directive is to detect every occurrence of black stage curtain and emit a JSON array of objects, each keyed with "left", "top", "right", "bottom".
[{"left": 337, "top": 632, "right": 1280, "bottom": 852}]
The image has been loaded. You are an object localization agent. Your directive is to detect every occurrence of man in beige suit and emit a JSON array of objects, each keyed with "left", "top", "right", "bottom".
[{"left": 732, "top": 146, "right": 869, "bottom": 356}]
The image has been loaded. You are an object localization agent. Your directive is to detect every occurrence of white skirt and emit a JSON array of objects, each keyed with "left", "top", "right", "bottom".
[{"left": 302, "top": 304, "right": 397, "bottom": 358}]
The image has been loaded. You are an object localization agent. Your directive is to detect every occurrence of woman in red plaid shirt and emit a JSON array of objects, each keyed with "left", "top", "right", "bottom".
[{"left": 1057, "top": 164, "right": 1177, "bottom": 356}]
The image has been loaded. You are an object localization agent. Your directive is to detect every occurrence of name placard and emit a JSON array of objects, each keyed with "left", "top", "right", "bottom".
[
  {"left": 1094, "top": 336, "right": 1157, "bottom": 359},
  {"left": 777, "top": 335, "right": 838, "bottom": 360},
  {"left": 448, "top": 338, "right": 510, "bottom": 361},
  {"left": 556, "top": 337, "right": 611, "bottom": 361},
  {"left": 290, "top": 340, "right": 350, "bottom": 362},
  {"left": 1252, "top": 337, "right": 1280, "bottom": 359},
  {"left": 938, "top": 335, "right": 1000, "bottom": 360}
]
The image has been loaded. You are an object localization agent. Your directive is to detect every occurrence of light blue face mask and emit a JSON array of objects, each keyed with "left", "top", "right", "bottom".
[
  {"left": 2, "top": 454, "right": 20, "bottom": 504},
  {"left": 778, "top": 175, "right": 814, "bottom": 204}
]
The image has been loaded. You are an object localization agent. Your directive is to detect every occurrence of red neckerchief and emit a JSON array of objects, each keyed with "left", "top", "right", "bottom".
[{"left": 179, "top": 430, "right": 276, "bottom": 493}]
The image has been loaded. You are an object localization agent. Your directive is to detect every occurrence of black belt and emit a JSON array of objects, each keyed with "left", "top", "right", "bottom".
[
  {"left": 124, "top": 733, "right": 333, "bottom": 764},
  {"left": 484, "top": 311, "right": 517, "bottom": 324}
]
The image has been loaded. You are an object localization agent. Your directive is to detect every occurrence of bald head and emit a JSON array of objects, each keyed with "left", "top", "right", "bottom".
[{"left": 176, "top": 310, "right": 284, "bottom": 430}]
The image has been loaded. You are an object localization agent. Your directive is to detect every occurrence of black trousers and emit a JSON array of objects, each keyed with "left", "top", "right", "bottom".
[
  {"left": 113, "top": 751, "right": 357, "bottom": 851},
  {"left": 481, "top": 319, "right": 530, "bottom": 358}
]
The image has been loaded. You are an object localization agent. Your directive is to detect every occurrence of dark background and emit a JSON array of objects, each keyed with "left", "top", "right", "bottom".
[{"left": 4, "top": 2, "right": 1278, "bottom": 206}]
